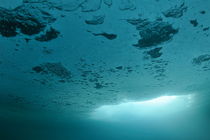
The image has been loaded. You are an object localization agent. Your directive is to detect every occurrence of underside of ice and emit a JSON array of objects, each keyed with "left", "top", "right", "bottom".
[{"left": 0, "top": 0, "right": 210, "bottom": 117}]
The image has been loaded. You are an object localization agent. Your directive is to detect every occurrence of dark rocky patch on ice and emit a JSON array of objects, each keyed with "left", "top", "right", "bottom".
[
  {"left": 146, "top": 47, "right": 163, "bottom": 59},
  {"left": 85, "top": 15, "right": 105, "bottom": 25},
  {"left": 0, "top": 3, "right": 55, "bottom": 37},
  {"left": 35, "top": 27, "right": 60, "bottom": 42},
  {"left": 163, "top": 3, "right": 187, "bottom": 18},
  {"left": 115, "top": 66, "right": 123, "bottom": 70},
  {"left": 193, "top": 54, "right": 210, "bottom": 71},
  {"left": 127, "top": 18, "right": 178, "bottom": 48},
  {"left": 32, "top": 62, "right": 71, "bottom": 81},
  {"left": 190, "top": 19, "right": 198, "bottom": 27},
  {"left": 92, "top": 32, "right": 117, "bottom": 40},
  {"left": 94, "top": 83, "right": 104, "bottom": 89},
  {"left": 193, "top": 54, "right": 210, "bottom": 65},
  {"left": 108, "top": 66, "right": 137, "bottom": 75},
  {"left": 203, "top": 27, "right": 209, "bottom": 31},
  {"left": 200, "top": 10, "right": 206, "bottom": 14}
]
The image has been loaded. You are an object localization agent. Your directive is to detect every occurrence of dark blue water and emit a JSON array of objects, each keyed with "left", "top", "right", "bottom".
[
  {"left": 1, "top": 101, "right": 210, "bottom": 140},
  {"left": 1, "top": 0, "right": 210, "bottom": 139}
]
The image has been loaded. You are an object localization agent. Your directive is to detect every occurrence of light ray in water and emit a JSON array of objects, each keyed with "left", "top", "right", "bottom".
[{"left": 91, "top": 94, "right": 194, "bottom": 121}]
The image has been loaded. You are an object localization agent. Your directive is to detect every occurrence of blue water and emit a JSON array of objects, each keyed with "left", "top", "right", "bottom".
[
  {"left": 1, "top": 108, "right": 210, "bottom": 140},
  {"left": 1, "top": 0, "right": 210, "bottom": 139}
]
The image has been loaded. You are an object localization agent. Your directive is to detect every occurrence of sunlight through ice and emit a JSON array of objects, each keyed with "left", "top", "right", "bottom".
[
  {"left": 136, "top": 96, "right": 177, "bottom": 105},
  {"left": 90, "top": 94, "right": 194, "bottom": 121}
]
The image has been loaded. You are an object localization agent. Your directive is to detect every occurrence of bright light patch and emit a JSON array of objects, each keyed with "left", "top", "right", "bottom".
[
  {"left": 135, "top": 96, "right": 177, "bottom": 105},
  {"left": 90, "top": 94, "right": 194, "bottom": 121}
]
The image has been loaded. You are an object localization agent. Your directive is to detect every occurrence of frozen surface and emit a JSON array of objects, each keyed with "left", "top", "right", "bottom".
[
  {"left": 0, "top": 0, "right": 210, "bottom": 124},
  {"left": 0, "top": 0, "right": 23, "bottom": 9}
]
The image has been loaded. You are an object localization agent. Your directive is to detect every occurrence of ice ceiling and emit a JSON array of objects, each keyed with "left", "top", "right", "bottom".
[{"left": 0, "top": 0, "right": 210, "bottom": 118}]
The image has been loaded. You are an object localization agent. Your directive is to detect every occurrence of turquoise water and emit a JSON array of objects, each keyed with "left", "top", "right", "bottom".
[
  {"left": 1, "top": 106, "right": 210, "bottom": 140},
  {"left": 0, "top": 0, "right": 210, "bottom": 139}
]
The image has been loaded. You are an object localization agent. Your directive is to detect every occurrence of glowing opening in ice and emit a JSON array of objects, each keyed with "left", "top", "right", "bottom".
[
  {"left": 90, "top": 94, "right": 194, "bottom": 121},
  {"left": 135, "top": 95, "right": 177, "bottom": 105}
]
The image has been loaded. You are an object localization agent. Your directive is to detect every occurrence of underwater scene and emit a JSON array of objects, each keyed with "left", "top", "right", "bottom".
[{"left": 0, "top": 0, "right": 210, "bottom": 139}]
